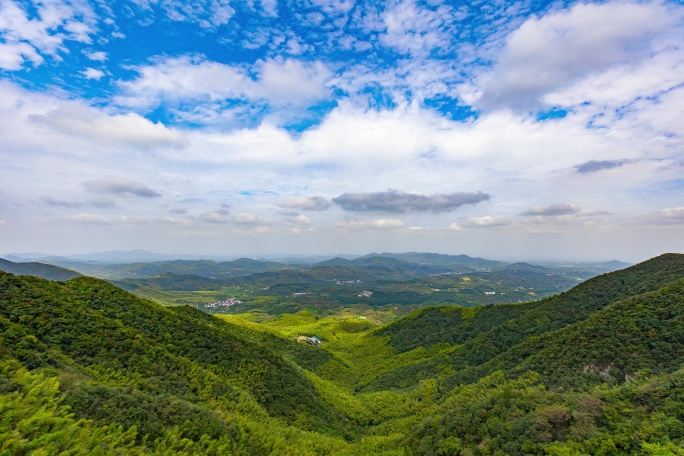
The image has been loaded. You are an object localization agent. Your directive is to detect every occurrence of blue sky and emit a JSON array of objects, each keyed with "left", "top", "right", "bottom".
[{"left": 1, "top": 0, "right": 683, "bottom": 261}]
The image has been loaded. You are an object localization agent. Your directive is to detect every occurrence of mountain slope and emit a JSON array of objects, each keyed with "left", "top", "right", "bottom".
[
  {"left": 0, "top": 258, "right": 81, "bottom": 281},
  {"left": 0, "top": 271, "right": 353, "bottom": 453},
  {"left": 363, "top": 253, "right": 684, "bottom": 391}
]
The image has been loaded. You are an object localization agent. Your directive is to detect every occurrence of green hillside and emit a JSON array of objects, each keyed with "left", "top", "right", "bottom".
[
  {"left": 1, "top": 253, "right": 684, "bottom": 455},
  {"left": 0, "top": 272, "right": 353, "bottom": 454},
  {"left": 364, "top": 253, "right": 684, "bottom": 391},
  {"left": 0, "top": 258, "right": 82, "bottom": 281}
]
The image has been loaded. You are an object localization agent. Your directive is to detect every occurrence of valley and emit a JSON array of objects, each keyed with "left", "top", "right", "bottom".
[{"left": 3, "top": 252, "right": 629, "bottom": 323}]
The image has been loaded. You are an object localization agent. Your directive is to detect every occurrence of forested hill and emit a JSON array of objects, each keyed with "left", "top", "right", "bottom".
[
  {"left": 0, "top": 258, "right": 81, "bottom": 281},
  {"left": 0, "top": 271, "right": 351, "bottom": 454},
  {"left": 365, "top": 253, "right": 684, "bottom": 390}
]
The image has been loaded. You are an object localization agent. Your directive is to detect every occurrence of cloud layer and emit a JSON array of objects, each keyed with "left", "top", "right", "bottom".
[{"left": 0, "top": 0, "right": 683, "bottom": 261}]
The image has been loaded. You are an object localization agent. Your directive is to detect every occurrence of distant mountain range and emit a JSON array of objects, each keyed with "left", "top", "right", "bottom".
[
  {"left": 362, "top": 251, "right": 507, "bottom": 269},
  {"left": 2, "top": 250, "right": 631, "bottom": 284}
]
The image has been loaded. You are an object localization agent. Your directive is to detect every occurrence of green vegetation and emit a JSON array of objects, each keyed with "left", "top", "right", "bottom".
[
  {"left": 1, "top": 253, "right": 683, "bottom": 454},
  {"left": 0, "top": 258, "right": 81, "bottom": 281}
]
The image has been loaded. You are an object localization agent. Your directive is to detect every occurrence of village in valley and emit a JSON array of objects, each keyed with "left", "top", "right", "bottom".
[{"left": 204, "top": 297, "right": 242, "bottom": 309}]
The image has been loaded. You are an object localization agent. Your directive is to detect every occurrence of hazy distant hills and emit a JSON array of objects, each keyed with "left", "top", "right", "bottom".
[
  {"left": 362, "top": 251, "right": 507, "bottom": 269},
  {"left": 109, "top": 252, "right": 633, "bottom": 311},
  {"left": 0, "top": 258, "right": 81, "bottom": 281},
  {"left": 5, "top": 256, "right": 303, "bottom": 280},
  {"left": 4, "top": 250, "right": 631, "bottom": 281}
]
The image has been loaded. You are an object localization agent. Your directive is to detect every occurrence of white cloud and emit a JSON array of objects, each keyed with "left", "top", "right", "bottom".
[
  {"left": 130, "top": 0, "right": 235, "bottom": 28},
  {"left": 231, "top": 225, "right": 272, "bottom": 235},
  {"left": 233, "top": 213, "right": 271, "bottom": 225},
  {"left": 83, "top": 68, "right": 105, "bottom": 80},
  {"left": 641, "top": 207, "right": 684, "bottom": 226},
  {"left": 380, "top": 0, "right": 454, "bottom": 57},
  {"left": 480, "top": 1, "right": 682, "bottom": 111},
  {"left": 255, "top": 58, "right": 331, "bottom": 106},
  {"left": 158, "top": 216, "right": 192, "bottom": 226},
  {"left": 261, "top": 0, "right": 278, "bottom": 17},
  {"left": 545, "top": 48, "right": 684, "bottom": 109},
  {"left": 458, "top": 216, "right": 513, "bottom": 228},
  {"left": 115, "top": 55, "right": 332, "bottom": 112},
  {"left": 252, "top": 225, "right": 270, "bottom": 234},
  {"left": 200, "top": 211, "right": 229, "bottom": 224},
  {"left": 116, "top": 56, "right": 249, "bottom": 109},
  {"left": 64, "top": 213, "right": 110, "bottom": 224},
  {"left": 84, "top": 50, "right": 107, "bottom": 61},
  {"left": 0, "top": 41, "right": 43, "bottom": 70},
  {"left": 283, "top": 214, "right": 312, "bottom": 225},
  {"left": 336, "top": 218, "right": 405, "bottom": 230},
  {"left": 0, "top": 0, "right": 97, "bottom": 70},
  {"left": 28, "top": 103, "right": 185, "bottom": 149}
]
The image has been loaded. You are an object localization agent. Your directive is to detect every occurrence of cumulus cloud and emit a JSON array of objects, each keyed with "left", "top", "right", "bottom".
[
  {"left": 252, "top": 226, "right": 270, "bottom": 235},
  {"left": 64, "top": 213, "right": 110, "bottom": 224},
  {"left": 480, "top": 1, "right": 679, "bottom": 110},
  {"left": 84, "top": 50, "right": 107, "bottom": 61},
  {"left": 641, "top": 207, "right": 684, "bottom": 225},
  {"left": 281, "top": 213, "right": 312, "bottom": 225},
  {"left": 255, "top": 58, "right": 332, "bottom": 106},
  {"left": 0, "top": 42, "right": 43, "bottom": 70},
  {"left": 261, "top": 0, "right": 278, "bottom": 16},
  {"left": 230, "top": 225, "right": 272, "bottom": 235},
  {"left": 82, "top": 68, "right": 105, "bottom": 80},
  {"left": 457, "top": 216, "right": 513, "bottom": 228},
  {"left": 116, "top": 56, "right": 249, "bottom": 109},
  {"left": 83, "top": 177, "right": 161, "bottom": 198},
  {"left": 158, "top": 216, "right": 191, "bottom": 226},
  {"left": 232, "top": 213, "right": 271, "bottom": 225},
  {"left": 332, "top": 190, "right": 491, "bottom": 213},
  {"left": 575, "top": 159, "right": 629, "bottom": 174},
  {"left": 115, "top": 55, "right": 332, "bottom": 112},
  {"left": 29, "top": 105, "right": 185, "bottom": 149},
  {"left": 522, "top": 203, "right": 580, "bottom": 217},
  {"left": 200, "top": 211, "right": 229, "bottom": 224},
  {"left": 336, "top": 218, "right": 405, "bottom": 230},
  {"left": 277, "top": 196, "right": 331, "bottom": 211}
]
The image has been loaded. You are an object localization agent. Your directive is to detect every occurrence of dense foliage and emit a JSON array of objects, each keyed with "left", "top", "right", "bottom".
[
  {"left": 1, "top": 253, "right": 683, "bottom": 454},
  {"left": 366, "top": 254, "right": 684, "bottom": 391}
]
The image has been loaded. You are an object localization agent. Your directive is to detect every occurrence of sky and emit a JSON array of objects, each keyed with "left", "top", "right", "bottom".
[{"left": 0, "top": 0, "right": 683, "bottom": 262}]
